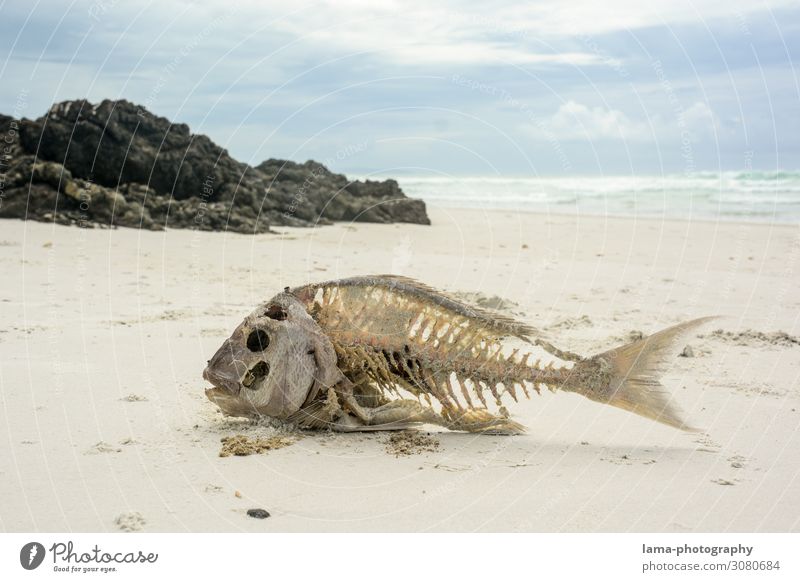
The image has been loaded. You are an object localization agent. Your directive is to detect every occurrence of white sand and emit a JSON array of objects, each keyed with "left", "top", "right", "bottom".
[{"left": 1, "top": 209, "right": 799, "bottom": 532}]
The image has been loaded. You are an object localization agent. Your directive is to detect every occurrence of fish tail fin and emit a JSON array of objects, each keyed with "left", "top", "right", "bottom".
[{"left": 570, "top": 317, "right": 716, "bottom": 430}]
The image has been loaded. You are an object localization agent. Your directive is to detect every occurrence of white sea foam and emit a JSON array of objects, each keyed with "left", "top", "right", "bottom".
[{"left": 384, "top": 172, "right": 800, "bottom": 223}]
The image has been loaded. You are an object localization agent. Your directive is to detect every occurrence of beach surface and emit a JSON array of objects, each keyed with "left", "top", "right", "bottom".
[{"left": 1, "top": 209, "right": 799, "bottom": 532}]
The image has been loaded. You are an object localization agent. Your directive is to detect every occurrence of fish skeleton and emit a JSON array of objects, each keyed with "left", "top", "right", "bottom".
[{"left": 203, "top": 275, "right": 712, "bottom": 434}]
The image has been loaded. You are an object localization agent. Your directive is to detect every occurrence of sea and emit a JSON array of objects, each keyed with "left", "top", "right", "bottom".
[{"left": 387, "top": 172, "right": 800, "bottom": 224}]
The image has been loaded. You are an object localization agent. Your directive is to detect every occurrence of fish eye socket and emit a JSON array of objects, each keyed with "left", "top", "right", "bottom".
[
  {"left": 242, "top": 361, "right": 270, "bottom": 388},
  {"left": 265, "top": 305, "right": 288, "bottom": 320},
  {"left": 246, "top": 329, "right": 270, "bottom": 352}
]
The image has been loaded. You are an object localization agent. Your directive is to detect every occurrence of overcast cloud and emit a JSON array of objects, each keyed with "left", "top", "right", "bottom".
[{"left": 1, "top": 0, "right": 797, "bottom": 175}]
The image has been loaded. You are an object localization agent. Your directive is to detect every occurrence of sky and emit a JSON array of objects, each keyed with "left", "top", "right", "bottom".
[{"left": 0, "top": 0, "right": 798, "bottom": 176}]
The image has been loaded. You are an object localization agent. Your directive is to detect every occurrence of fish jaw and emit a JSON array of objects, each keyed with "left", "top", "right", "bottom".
[
  {"left": 203, "top": 366, "right": 265, "bottom": 418},
  {"left": 205, "top": 386, "right": 261, "bottom": 418},
  {"left": 202, "top": 364, "right": 243, "bottom": 396}
]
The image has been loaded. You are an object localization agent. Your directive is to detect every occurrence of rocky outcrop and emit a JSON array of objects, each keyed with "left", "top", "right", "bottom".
[{"left": 0, "top": 100, "right": 430, "bottom": 232}]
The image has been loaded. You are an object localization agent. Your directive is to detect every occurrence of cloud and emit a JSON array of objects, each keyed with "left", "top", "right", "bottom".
[
  {"left": 494, "top": 0, "right": 796, "bottom": 36},
  {"left": 267, "top": 2, "right": 605, "bottom": 67},
  {"left": 261, "top": 0, "right": 796, "bottom": 65},
  {"left": 538, "top": 100, "right": 719, "bottom": 142},
  {"left": 546, "top": 101, "right": 650, "bottom": 140},
  {"left": 62, "top": 0, "right": 788, "bottom": 70},
  {"left": 0, "top": 0, "right": 794, "bottom": 173},
  {"left": 681, "top": 101, "right": 718, "bottom": 135}
]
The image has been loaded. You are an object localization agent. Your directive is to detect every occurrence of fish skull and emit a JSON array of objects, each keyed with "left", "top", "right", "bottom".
[{"left": 203, "top": 292, "right": 341, "bottom": 418}]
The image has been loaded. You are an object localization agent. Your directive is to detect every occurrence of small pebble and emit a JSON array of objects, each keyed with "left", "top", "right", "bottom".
[
  {"left": 679, "top": 344, "right": 695, "bottom": 358},
  {"left": 247, "top": 508, "right": 270, "bottom": 519},
  {"left": 234, "top": 490, "right": 242, "bottom": 498}
]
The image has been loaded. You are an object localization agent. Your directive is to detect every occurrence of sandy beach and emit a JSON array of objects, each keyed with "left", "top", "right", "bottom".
[{"left": 1, "top": 208, "right": 799, "bottom": 532}]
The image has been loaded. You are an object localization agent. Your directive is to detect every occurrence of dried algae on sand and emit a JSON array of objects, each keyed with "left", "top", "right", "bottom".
[
  {"left": 219, "top": 434, "right": 298, "bottom": 457},
  {"left": 385, "top": 431, "right": 440, "bottom": 457}
]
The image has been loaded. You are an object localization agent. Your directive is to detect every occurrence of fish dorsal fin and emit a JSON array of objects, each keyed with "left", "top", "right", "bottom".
[{"left": 291, "top": 274, "right": 535, "bottom": 342}]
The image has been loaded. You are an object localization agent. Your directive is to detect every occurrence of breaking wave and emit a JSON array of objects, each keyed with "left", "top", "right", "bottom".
[{"left": 392, "top": 172, "right": 800, "bottom": 223}]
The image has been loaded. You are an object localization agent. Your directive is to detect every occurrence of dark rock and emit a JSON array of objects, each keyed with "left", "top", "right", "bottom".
[
  {"left": 254, "top": 159, "right": 430, "bottom": 225},
  {"left": 1, "top": 99, "right": 430, "bottom": 232},
  {"left": 246, "top": 508, "right": 270, "bottom": 519}
]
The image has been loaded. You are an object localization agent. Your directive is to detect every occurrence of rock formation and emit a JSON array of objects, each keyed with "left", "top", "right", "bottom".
[{"left": 0, "top": 99, "right": 429, "bottom": 233}]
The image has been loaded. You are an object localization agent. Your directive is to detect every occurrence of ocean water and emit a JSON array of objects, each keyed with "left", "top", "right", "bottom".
[{"left": 393, "top": 172, "right": 800, "bottom": 223}]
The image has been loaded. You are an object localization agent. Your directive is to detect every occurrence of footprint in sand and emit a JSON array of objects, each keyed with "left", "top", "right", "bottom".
[
  {"left": 115, "top": 511, "right": 146, "bottom": 532},
  {"left": 728, "top": 455, "right": 747, "bottom": 469},
  {"left": 86, "top": 441, "right": 122, "bottom": 454}
]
